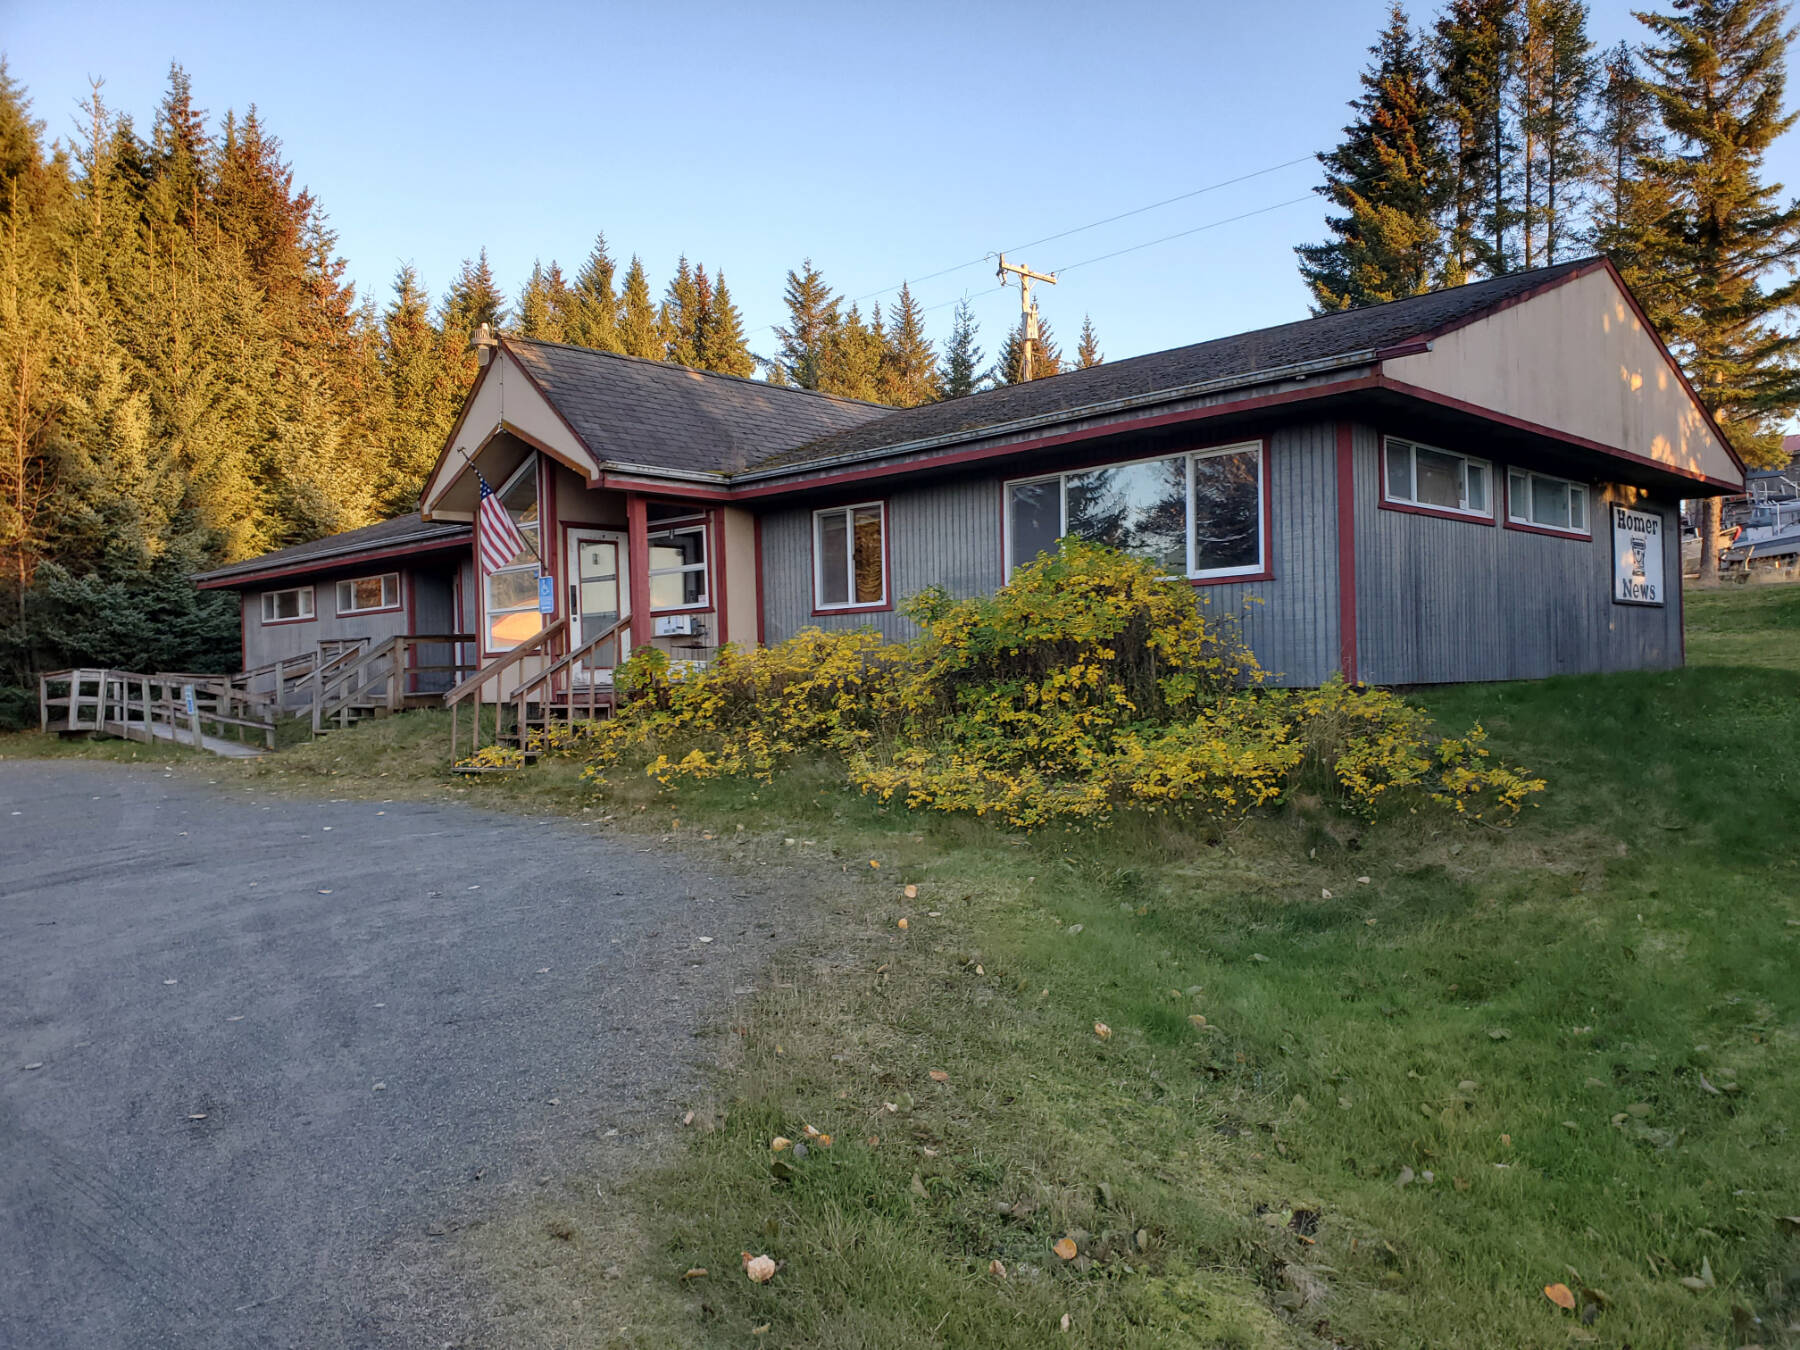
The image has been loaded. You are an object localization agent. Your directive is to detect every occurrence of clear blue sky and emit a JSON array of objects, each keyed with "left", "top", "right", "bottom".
[{"left": 8, "top": 0, "right": 1799, "bottom": 369}]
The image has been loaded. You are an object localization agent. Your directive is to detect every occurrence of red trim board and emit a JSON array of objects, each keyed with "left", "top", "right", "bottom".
[{"left": 196, "top": 537, "right": 471, "bottom": 589}]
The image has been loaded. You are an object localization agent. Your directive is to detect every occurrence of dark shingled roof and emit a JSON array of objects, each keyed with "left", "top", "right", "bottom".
[
  {"left": 744, "top": 260, "right": 1593, "bottom": 474},
  {"left": 193, "top": 513, "right": 471, "bottom": 586},
  {"left": 506, "top": 338, "right": 889, "bottom": 475}
]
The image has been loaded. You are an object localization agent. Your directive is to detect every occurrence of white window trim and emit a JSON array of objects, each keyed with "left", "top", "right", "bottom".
[
  {"left": 260, "top": 585, "right": 315, "bottom": 624},
  {"left": 1001, "top": 441, "right": 1266, "bottom": 581},
  {"left": 812, "top": 502, "right": 888, "bottom": 610},
  {"left": 481, "top": 456, "right": 543, "bottom": 652},
  {"left": 647, "top": 522, "right": 709, "bottom": 612},
  {"left": 1383, "top": 435, "right": 1494, "bottom": 520},
  {"left": 335, "top": 572, "right": 402, "bottom": 615},
  {"left": 1506, "top": 467, "right": 1591, "bottom": 536}
]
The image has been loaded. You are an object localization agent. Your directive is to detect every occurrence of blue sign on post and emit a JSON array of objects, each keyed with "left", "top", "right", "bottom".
[{"left": 537, "top": 572, "right": 555, "bottom": 614}]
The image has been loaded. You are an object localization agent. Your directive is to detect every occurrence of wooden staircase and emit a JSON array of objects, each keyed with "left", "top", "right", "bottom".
[
  {"left": 308, "top": 633, "right": 476, "bottom": 734},
  {"left": 442, "top": 615, "right": 630, "bottom": 765}
]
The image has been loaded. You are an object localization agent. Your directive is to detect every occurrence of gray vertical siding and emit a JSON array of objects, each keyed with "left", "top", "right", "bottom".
[
  {"left": 758, "top": 476, "right": 1005, "bottom": 644},
  {"left": 1351, "top": 423, "right": 1684, "bottom": 684},
  {"left": 1198, "top": 422, "right": 1340, "bottom": 686},
  {"left": 240, "top": 564, "right": 459, "bottom": 675},
  {"left": 755, "top": 423, "right": 1344, "bottom": 685}
]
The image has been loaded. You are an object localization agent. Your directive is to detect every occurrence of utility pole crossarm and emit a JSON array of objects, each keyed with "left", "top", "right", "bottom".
[{"left": 995, "top": 254, "right": 1058, "bottom": 382}]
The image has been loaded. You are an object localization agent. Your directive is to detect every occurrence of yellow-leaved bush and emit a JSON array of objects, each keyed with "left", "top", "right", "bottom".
[{"left": 579, "top": 540, "right": 1544, "bottom": 827}]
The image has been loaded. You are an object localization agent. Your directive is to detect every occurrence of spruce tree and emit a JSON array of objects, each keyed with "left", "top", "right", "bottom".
[
  {"left": 1516, "top": 0, "right": 1598, "bottom": 266},
  {"left": 567, "top": 233, "right": 620, "bottom": 351},
  {"left": 995, "top": 313, "right": 1063, "bottom": 383},
  {"left": 937, "top": 298, "right": 984, "bottom": 398},
  {"left": 774, "top": 259, "right": 842, "bottom": 389},
  {"left": 1635, "top": 0, "right": 1800, "bottom": 575},
  {"left": 662, "top": 255, "right": 702, "bottom": 366},
  {"left": 818, "top": 303, "right": 885, "bottom": 401},
  {"left": 1076, "top": 314, "right": 1104, "bottom": 368},
  {"left": 1588, "top": 41, "right": 1667, "bottom": 270},
  {"left": 516, "top": 259, "right": 569, "bottom": 341},
  {"left": 699, "top": 271, "right": 755, "bottom": 376},
  {"left": 879, "top": 282, "right": 939, "bottom": 406},
  {"left": 1297, "top": 2, "right": 1447, "bottom": 310},
  {"left": 1435, "top": 0, "right": 1518, "bottom": 279},
  {"left": 616, "top": 255, "right": 663, "bottom": 359},
  {"left": 440, "top": 248, "right": 507, "bottom": 341}
]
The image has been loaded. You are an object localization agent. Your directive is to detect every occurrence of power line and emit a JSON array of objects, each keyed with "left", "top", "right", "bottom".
[
  {"left": 833, "top": 153, "right": 1317, "bottom": 313},
  {"left": 1050, "top": 195, "right": 1317, "bottom": 274}
]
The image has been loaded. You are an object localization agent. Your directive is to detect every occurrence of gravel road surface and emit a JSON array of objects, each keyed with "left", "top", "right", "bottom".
[{"left": 0, "top": 761, "right": 795, "bottom": 1348}]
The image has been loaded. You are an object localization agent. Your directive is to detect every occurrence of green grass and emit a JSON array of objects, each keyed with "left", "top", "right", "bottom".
[
  {"left": 0, "top": 729, "right": 204, "bottom": 764},
  {"left": 511, "top": 588, "right": 1799, "bottom": 1350},
  {"left": 8, "top": 588, "right": 1797, "bottom": 1347}
]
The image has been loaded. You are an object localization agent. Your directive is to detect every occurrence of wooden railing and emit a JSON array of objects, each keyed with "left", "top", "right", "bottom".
[
  {"left": 506, "top": 614, "right": 631, "bottom": 741},
  {"left": 310, "top": 633, "right": 477, "bottom": 733},
  {"left": 39, "top": 669, "right": 278, "bottom": 753},
  {"left": 442, "top": 618, "right": 569, "bottom": 759}
]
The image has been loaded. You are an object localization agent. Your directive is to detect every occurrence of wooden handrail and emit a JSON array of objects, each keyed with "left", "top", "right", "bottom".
[
  {"left": 512, "top": 614, "right": 631, "bottom": 700},
  {"left": 441, "top": 617, "right": 569, "bottom": 706}
]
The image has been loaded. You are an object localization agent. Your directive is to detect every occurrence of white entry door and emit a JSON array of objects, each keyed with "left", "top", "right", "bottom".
[{"left": 566, "top": 530, "right": 629, "bottom": 681}]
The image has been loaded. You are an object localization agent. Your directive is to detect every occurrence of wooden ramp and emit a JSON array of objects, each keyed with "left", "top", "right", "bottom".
[{"left": 40, "top": 669, "right": 277, "bottom": 758}]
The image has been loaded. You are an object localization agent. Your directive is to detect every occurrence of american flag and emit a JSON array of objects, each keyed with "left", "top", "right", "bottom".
[{"left": 477, "top": 472, "right": 531, "bottom": 573}]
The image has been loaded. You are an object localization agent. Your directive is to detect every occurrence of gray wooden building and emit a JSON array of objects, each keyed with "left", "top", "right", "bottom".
[
  {"left": 208, "top": 257, "right": 1741, "bottom": 697},
  {"left": 194, "top": 514, "right": 472, "bottom": 702}
]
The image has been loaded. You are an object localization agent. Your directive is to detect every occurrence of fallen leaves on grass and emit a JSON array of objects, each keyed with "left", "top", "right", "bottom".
[
  {"left": 896, "top": 918, "right": 908, "bottom": 930},
  {"left": 742, "top": 1253, "right": 776, "bottom": 1284},
  {"left": 928, "top": 1069, "right": 949, "bottom": 1082},
  {"left": 681, "top": 1267, "right": 707, "bottom": 1280},
  {"left": 1053, "top": 1237, "right": 1078, "bottom": 1261},
  {"left": 770, "top": 1136, "right": 791, "bottom": 1151},
  {"left": 1094, "top": 1021, "right": 1112, "bottom": 1040},
  {"left": 990, "top": 1259, "right": 1006, "bottom": 1278},
  {"left": 904, "top": 884, "right": 917, "bottom": 899},
  {"left": 1544, "top": 1282, "right": 1576, "bottom": 1311}
]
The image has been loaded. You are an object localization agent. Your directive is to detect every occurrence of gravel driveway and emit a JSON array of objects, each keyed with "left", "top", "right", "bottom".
[{"left": 0, "top": 761, "right": 797, "bottom": 1349}]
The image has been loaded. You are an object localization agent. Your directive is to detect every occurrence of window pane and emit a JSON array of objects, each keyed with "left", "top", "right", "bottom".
[
  {"left": 650, "top": 573, "right": 686, "bottom": 610},
  {"left": 1065, "top": 457, "right": 1187, "bottom": 573},
  {"left": 1008, "top": 479, "right": 1062, "bottom": 572},
  {"left": 1532, "top": 475, "right": 1571, "bottom": 529},
  {"left": 818, "top": 511, "right": 849, "bottom": 605},
  {"left": 1192, "top": 449, "right": 1262, "bottom": 572},
  {"left": 1466, "top": 464, "right": 1489, "bottom": 513},
  {"left": 486, "top": 566, "right": 540, "bottom": 611},
  {"left": 581, "top": 578, "right": 619, "bottom": 615},
  {"left": 1509, "top": 470, "right": 1529, "bottom": 518},
  {"left": 1387, "top": 442, "right": 1413, "bottom": 499},
  {"left": 1414, "top": 448, "right": 1464, "bottom": 509},
  {"left": 497, "top": 466, "right": 540, "bottom": 568},
  {"left": 852, "top": 506, "right": 884, "bottom": 604},
  {"left": 489, "top": 610, "right": 542, "bottom": 648},
  {"left": 1569, "top": 487, "right": 1587, "bottom": 531},
  {"left": 649, "top": 529, "right": 705, "bottom": 571}
]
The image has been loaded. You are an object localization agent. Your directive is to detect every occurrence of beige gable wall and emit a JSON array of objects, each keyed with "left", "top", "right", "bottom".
[
  {"left": 1382, "top": 267, "right": 1741, "bottom": 487},
  {"left": 421, "top": 350, "right": 598, "bottom": 516}
]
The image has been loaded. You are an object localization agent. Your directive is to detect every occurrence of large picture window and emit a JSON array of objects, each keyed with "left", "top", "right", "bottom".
[
  {"left": 1384, "top": 436, "right": 1491, "bottom": 519},
  {"left": 260, "top": 586, "right": 314, "bottom": 623},
  {"left": 482, "top": 459, "right": 542, "bottom": 650},
  {"left": 1507, "top": 468, "right": 1589, "bottom": 535},
  {"left": 813, "top": 503, "right": 886, "bottom": 610},
  {"left": 648, "top": 523, "right": 708, "bottom": 610},
  {"left": 335, "top": 573, "right": 400, "bottom": 615},
  {"left": 1004, "top": 442, "right": 1265, "bottom": 580}
]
